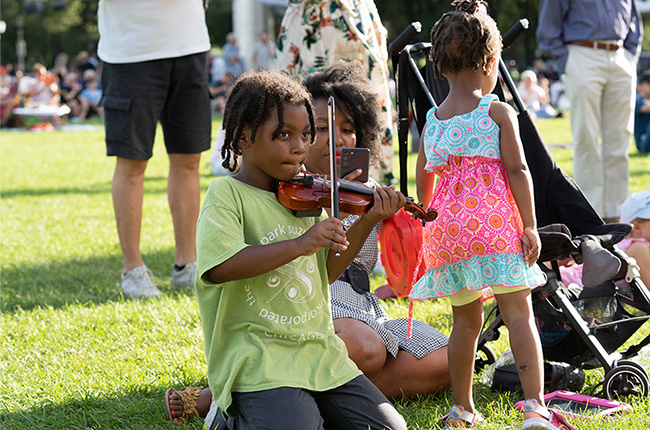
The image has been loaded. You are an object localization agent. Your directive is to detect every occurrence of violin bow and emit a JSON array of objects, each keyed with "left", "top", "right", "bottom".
[{"left": 328, "top": 96, "right": 340, "bottom": 256}]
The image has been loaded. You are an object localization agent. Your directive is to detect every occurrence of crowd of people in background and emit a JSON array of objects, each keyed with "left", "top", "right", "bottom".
[
  {"left": 1, "top": 32, "right": 649, "bottom": 161},
  {"left": 0, "top": 50, "right": 102, "bottom": 128}
]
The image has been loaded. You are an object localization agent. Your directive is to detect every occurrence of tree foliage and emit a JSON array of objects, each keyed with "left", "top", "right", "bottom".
[
  {"left": 374, "top": 0, "right": 542, "bottom": 70},
  {"left": 0, "top": 0, "right": 235, "bottom": 70},
  {"left": 1, "top": 0, "right": 99, "bottom": 69},
  {"left": 1, "top": 0, "right": 646, "bottom": 73}
]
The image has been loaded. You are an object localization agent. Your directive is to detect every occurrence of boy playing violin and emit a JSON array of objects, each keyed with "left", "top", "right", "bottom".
[{"left": 194, "top": 70, "right": 407, "bottom": 429}]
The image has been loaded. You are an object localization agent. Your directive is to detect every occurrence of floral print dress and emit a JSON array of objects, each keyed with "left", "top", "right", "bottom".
[{"left": 409, "top": 94, "right": 546, "bottom": 302}]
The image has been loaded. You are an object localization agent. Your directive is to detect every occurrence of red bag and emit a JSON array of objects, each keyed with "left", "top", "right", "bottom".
[{"left": 378, "top": 208, "right": 425, "bottom": 297}]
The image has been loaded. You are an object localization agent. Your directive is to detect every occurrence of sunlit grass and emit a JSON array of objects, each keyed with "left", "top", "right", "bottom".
[{"left": 1, "top": 115, "right": 649, "bottom": 429}]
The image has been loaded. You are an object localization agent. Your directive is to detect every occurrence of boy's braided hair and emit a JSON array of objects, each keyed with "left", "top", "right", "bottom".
[
  {"left": 303, "top": 60, "right": 383, "bottom": 167},
  {"left": 429, "top": 0, "right": 502, "bottom": 78},
  {"left": 221, "top": 70, "right": 315, "bottom": 172}
]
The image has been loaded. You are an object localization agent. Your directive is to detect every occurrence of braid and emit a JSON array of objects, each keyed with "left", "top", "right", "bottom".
[
  {"left": 430, "top": 0, "right": 501, "bottom": 78},
  {"left": 220, "top": 70, "right": 315, "bottom": 172},
  {"left": 273, "top": 95, "right": 285, "bottom": 140},
  {"left": 250, "top": 91, "right": 267, "bottom": 143}
]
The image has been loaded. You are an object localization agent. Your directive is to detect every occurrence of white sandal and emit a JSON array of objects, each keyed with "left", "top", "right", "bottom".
[
  {"left": 441, "top": 404, "right": 485, "bottom": 428},
  {"left": 521, "top": 399, "right": 576, "bottom": 430}
]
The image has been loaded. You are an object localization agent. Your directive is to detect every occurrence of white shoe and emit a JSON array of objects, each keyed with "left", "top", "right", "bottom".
[
  {"left": 121, "top": 265, "right": 161, "bottom": 299},
  {"left": 171, "top": 261, "right": 196, "bottom": 289}
]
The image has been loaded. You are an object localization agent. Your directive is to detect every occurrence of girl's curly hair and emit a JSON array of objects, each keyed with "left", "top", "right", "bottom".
[
  {"left": 303, "top": 61, "right": 384, "bottom": 167},
  {"left": 220, "top": 70, "right": 315, "bottom": 172},
  {"left": 429, "top": 0, "right": 502, "bottom": 78}
]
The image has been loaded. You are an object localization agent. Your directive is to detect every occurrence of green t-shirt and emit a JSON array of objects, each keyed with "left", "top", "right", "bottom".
[{"left": 195, "top": 176, "right": 361, "bottom": 416}]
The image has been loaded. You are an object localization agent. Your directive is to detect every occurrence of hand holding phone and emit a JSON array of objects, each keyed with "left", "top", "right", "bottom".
[{"left": 339, "top": 148, "right": 370, "bottom": 182}]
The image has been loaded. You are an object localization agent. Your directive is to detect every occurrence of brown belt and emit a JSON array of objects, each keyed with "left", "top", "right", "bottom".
[{"left": 566, "top": 40, "right": 622, "bottom": 51}]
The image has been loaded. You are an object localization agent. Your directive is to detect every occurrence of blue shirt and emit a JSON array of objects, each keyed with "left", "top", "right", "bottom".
[
  {"left": 222, "top": 43, "right": 247, "bottom": 78},
  {"left": 635, "top": 93, "right": 650, "bottom": 146},
  {"left": 537, "top": 0, "right": 643, "bottom": 74}
]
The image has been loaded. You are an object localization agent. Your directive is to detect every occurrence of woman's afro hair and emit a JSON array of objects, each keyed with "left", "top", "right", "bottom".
[{"left": 303, "top": 60, "right": 384, "bottom": 167}]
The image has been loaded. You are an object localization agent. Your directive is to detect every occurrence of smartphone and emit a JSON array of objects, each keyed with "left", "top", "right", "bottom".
[{"left": 339, "top": 148, "right": 370, "bottom": 182}]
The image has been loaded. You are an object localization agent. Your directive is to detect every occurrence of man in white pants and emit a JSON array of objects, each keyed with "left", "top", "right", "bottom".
[{"left": 537, "top": 0, "right": 642, "bottom": 222}]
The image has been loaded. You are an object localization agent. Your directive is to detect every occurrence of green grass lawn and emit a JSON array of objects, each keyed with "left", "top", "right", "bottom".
[{"left": 1, "top": 115, "right": 649, "bottom": 429}]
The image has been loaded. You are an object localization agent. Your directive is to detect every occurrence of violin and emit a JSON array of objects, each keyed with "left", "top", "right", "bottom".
[{"left": 275, "top": 174, "right": 438, "bottom": 223}]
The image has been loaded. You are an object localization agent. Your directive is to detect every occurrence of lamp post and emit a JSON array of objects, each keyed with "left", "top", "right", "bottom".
[{"left": 16, "top": 14, "right": 26, "bottom": 73}]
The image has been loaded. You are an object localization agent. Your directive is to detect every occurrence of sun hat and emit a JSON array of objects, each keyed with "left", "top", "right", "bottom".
[{"left": 620, "top": 190, "right": 650, "bottom": 223}]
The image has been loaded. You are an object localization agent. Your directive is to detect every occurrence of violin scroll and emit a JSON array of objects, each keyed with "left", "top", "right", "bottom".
[{"left": 404, "top": 197, "right": 438, "bottom": 225}]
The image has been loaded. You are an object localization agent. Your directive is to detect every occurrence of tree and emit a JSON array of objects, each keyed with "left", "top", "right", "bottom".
[
  {"left": 374, "top": 0, "right": 541, "bottom": 71},
  {"left": 1, "top": 0, "right": 99, "bottom": 71}
]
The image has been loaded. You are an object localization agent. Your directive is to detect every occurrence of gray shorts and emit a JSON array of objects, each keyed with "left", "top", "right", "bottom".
[
  {"left": 205, "top": 375, "right": 407, "bottom": 430},
  {"left": 101, "top": 52, "right": 212, "bottom": 160}
]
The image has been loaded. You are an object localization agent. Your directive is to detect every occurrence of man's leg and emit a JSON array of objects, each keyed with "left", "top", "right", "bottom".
[
  {"left": 112, "top": 156, "right": 148, "bottom": 272},
  {"left": 161, "top": 52, "right": 211, "bottom": 286},
  {"left": 642, "top": 123, "right": 650, "bottom": 154},
  {"left": 564, "top": 46, "right": 607, "bottom": 215},
  {"left": 600, "top": 50, "right": 635, "bottom": 218},
  {"left": 168, "top": 152, "right": 201, "bottom": 267}
]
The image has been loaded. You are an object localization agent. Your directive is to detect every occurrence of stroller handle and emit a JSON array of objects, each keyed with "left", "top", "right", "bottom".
[
  {"left": 502, "top": 18, "right": 529, "bottom": 50},
  {"left": 389, "top": 22, "right": 422, "bottom": 55}
]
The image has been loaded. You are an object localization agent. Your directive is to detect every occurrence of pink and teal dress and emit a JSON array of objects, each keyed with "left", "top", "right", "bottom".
[{"left": 409, "top": 94, "right": 546, "bottom": 304}]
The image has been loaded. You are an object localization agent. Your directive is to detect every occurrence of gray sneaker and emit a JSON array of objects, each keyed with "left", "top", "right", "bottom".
[
  {"left": 121, "top": 265, "right": 161, "bottom": 299},
  {"left": 171, "top": 261, "right": 196, "bottom": 289}
]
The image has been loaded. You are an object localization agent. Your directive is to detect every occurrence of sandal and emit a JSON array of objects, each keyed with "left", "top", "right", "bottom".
[
  {"left": 164, "top": 386, "right": 203, "bottom": 423},
  {"left": 441, "top": 404, "right": 485, "bottom": 428},
  {"left": 521, "top": 399, "right": 576, "bottom": 430}
]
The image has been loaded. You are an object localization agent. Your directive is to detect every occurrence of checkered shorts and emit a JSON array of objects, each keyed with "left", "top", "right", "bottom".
[{"left": 330, "top": 215, "right": 449, "bottom": 359}]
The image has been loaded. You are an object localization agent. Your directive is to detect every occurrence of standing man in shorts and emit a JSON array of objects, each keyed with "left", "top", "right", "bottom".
[{"left": 98, "top": 0, "right": 212, "bottom": 298}]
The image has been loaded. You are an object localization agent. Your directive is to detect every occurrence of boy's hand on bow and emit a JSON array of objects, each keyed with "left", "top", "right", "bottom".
[{"left": 296, "top": 217, "right": 349, "bottom": 256}]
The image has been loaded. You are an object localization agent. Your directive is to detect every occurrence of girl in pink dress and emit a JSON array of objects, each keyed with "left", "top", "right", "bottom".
[{"left": 409, "top": 2, "right": 574, "bottom": 429}]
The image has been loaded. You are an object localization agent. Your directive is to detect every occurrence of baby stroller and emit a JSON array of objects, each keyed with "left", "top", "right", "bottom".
[{"left": 386, "top": 19, "right": 650, "bottom": 400}]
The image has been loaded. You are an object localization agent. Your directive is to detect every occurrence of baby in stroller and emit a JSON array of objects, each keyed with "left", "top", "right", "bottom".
[{"left": 560, "top": 190, "right": 650, "bottom": 290}]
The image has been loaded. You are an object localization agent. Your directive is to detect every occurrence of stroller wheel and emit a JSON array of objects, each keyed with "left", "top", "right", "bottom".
[
  {"left": 616, "top": 359, "right": 650, "bottom": 385},
  {"left": 474, "top": 344, "right": 497, "bottom": 373},
  {"left": 603, "top": 363, "right": 650, "bottom": 399}
]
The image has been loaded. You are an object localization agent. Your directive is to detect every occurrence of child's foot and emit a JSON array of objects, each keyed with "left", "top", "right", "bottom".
[
  {"left": 521, "top": 399, "right": 576, "bottom": 430},
  {"left": 164, "top": 386, "right": 207, "bottom": 423},
  {"left": 442, "top": 405, "right": 485, "bottom": 428}
]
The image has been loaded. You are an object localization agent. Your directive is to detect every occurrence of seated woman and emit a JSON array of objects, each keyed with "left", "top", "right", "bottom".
[
  {"left": 518, "top": 70, "right": 559, "bottom": 119},
  {"left": 164, "top": 61, "right": 451, "bottom": 423}
]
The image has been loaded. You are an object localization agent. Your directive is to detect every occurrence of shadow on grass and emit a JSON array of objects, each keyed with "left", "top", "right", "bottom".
[
  {"left": 1, "top": 249, "right": 179, "bottom": 313},
  {"left": 0, "top": 387, "right": 205, "bottom": 430},
  {"left": 0, "top": 176, "right": 170, "bottom": 199}
]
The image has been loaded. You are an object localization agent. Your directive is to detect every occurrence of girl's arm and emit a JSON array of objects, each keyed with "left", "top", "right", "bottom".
[
  {"left": 326, "top": 185, "right": 406, "bottom": 283},
  {"left": 416, "top": 132, "right": 436, "bottom": 208},
  {"left": 206, "top": 217, "right": 348, "bottom": 283},
  {"left": 490, "top": 101, "right": 540, "bottom": 265}
]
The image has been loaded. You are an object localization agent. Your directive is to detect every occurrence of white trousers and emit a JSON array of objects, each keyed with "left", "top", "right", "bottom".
[{"left": 563, "top": 45, "right": 636, "bottom": 219}]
